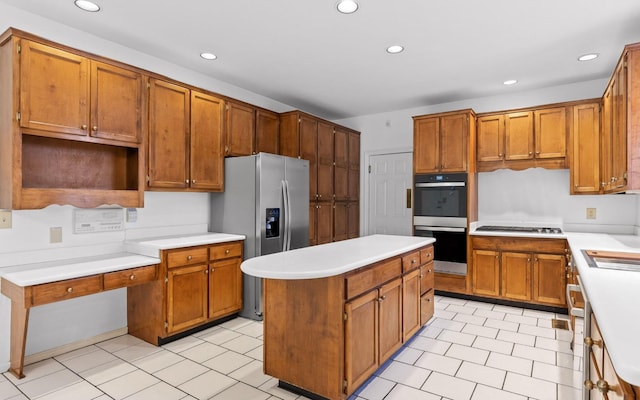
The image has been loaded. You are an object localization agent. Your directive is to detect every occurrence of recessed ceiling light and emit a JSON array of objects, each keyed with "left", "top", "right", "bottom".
[
  {"left": 503, "top": 79, "right": 518, "bottom": 85},
  {"left": 74, "top": 0, "right": 100, "bottom": 12},
  {"left": 386, "top": 45, "right": 404, "bottom": 54},
  {"left": 200, "top": 52, "right": 217, "bottom": 60},
  {"left": 578, "top": 53, "right": 599, "bottom": 62},
  {"left": 336, "top": 0, "right": 358, "bottom": 14}
]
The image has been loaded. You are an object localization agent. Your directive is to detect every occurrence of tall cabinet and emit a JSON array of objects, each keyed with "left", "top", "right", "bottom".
[{"left": 280, "top": 111, "right": 360, "bottom": 245}]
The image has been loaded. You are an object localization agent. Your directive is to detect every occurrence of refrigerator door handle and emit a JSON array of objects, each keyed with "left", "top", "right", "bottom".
[
  {"left": 281, "top": 180, "right": 290, "bottom": 252},
  {"left": 284, "top": 180, "right": 293, "bottom": 251}
]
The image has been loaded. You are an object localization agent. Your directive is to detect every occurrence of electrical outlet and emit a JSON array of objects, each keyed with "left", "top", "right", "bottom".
[
  {"left": 0, "top": 210, "right": 11, "bottom": 229},
  {"left": 50, "top": 227, "right": 62, "bottom": 243},
  {"left": 586, "top": 208, "right": 597, "bottom": 219}
]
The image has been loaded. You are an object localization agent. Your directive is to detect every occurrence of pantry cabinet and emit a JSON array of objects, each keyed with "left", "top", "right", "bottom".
[
  {"left": 0, "top": 28, "right": 146, "bottom": 209},
  {"left": 147, "top": 79, "right": 225, "bottom": 191},
  {"left": 413, "top": 110, "right": 475, "bottom": 173},
  {"left": 476, "top": 105, "right": 568, "bottom": 172},
  {"left": 471, "top": 236, "right": 568, "bottom": 307},
  {"left": 127, "top": 241, "right": 243, "bottom": 345}
]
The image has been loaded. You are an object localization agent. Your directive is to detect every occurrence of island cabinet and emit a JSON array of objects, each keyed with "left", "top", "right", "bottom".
[
  {"left": 584, "top": 314, "right": 640, "bottom": 399},
  {"left": 262, "top": 242, "right": 434, "bottom": 400},
  {"left": 413, "top": 109, "right": 475, "bottom": 173},
  {"left": 471, "top": 236, "right": 568, "bottom": 308},
  {"left": 0, "top": 28, "right": 147, "bottom": 209},
  {"left": 476, "top": 105, "right": 568, "bottom": 172},
  {"left": 147, "top": 79, "right": 225, "bottom": 191},
  {"left": 127, "top": 240, "right": 243, "bottom": 345}
]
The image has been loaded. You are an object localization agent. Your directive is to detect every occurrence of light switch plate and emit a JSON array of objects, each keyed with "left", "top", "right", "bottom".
[
  {"left": 0, "top": 211, "right": 11, "bottom": 229},
  {"left": 50, "top": 227, "right": 62, "bottom": 243},
  {"left": 586, "top": 207, "right": 597, "bottom": 219}
]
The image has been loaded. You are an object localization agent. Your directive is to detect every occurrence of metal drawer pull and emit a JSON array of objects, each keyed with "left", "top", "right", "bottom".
[
  {"left": 187, "top": 255, "right": 192, "bottom": 261},
  {"left": 225, "top": 249, "right": 230, "bottom": 254},
  {"left": 129, "top": 274, "right": 136, "bottom": 280},
  {"left": 584, "top": 337, "right": 602, "bottom": 348},
  {"left": 66, "top": 287, "right": 73, "bottom": 293}
]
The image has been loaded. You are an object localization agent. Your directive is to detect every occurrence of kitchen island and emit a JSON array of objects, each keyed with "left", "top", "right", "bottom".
[{"left": 241, "top": 234, "right": 435, "bottom": 400}]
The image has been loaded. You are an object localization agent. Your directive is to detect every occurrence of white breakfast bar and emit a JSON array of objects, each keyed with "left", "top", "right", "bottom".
[{"left": 242, "top": 234, "right": 435, "bottom": 400}]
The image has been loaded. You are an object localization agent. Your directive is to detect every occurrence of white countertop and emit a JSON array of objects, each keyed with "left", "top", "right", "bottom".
[
  {"left": 565, "top": 232, "right": 640, "bottom": 386},
  {"left": 241, "top": 234, "right": 435, "bottom": 280},
  {"left": 1, "top": 253, "right": 160, "bottom": 287},
  {"left": 125, "top": 232, "right": 246, "bottom": 258}
]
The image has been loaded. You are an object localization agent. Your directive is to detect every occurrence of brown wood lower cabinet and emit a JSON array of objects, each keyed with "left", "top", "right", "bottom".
[
  {"left": 471, "top": 236, "right": 568, "bottom": 307},
  {"left": 264, "top": 243, "right": 434, "bottom": 400},
  {"left": 128, "top": 241, "right": 243, "bottom": 345}
]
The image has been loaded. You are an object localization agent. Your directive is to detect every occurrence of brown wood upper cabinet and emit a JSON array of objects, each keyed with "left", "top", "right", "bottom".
[
  {"left": 570, "top": 102, "right": 601, "bottom": 194},
  {"left": 18, "top": 39, "right": 147, "bottom": 144},
  {"left": 476, "top": 106, "right": 567, "bottom": 172},
  {"left": 148, "top": 79, "right": 224, "bottom": 191},
  {"left": 224, "top": 99, "right": 280, "bottom": 157},
  {"left": 413, "top": 110, "right": 474, "bottom": 173}
]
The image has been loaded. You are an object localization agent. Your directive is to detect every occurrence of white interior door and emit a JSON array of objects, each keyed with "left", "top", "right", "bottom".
[{"left": 368, "top": 152, "right": 413, "bottom": 235}]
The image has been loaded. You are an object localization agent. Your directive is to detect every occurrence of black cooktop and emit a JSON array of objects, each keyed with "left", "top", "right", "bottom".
[{"left": 476, "top": 225, "right": 563, "bottom": 234}]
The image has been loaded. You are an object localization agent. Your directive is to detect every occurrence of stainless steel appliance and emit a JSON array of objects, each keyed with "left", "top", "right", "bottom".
[
  {"left": 413, "top": 173, "right": 467, "bottom": 275},
  {"left": 475, "top": 225, "right": 563, "bottom": 234},
  {"left": 210, "top": 153, "right": 309, "bottom": 320}
]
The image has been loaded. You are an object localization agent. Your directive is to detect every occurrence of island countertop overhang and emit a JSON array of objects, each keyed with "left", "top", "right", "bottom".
[{"left": 241, "top": 234, "right": 435, "bottom": 280}]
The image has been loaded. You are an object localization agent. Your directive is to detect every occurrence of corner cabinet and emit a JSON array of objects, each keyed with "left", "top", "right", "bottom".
[
  {"left": 0, "top": 29, "right": 147, "bottom": 209},
  {"left": 263, "top": 243, "right": 434, "bottom": 400},
  {"left": 471, "top": 236, "right": 568, "bottom": 307},
  {"left": 127, "top": 241, "right": 243, "bottom": 345},
  {"left": 147, "top": 79, "right": 224, "bottom": 191},
  {"left": 413, "top": 110, "right": 475, "bottom": 173}
]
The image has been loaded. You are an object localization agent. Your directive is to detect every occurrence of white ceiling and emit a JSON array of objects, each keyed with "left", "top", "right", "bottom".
[{"left": 3, "top": 0, "right": 640, "bottom": 120}]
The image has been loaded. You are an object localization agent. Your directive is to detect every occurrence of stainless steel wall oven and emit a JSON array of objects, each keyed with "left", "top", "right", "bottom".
[{"left": 413, "top": 173, "right": 468, "bottom": 275}]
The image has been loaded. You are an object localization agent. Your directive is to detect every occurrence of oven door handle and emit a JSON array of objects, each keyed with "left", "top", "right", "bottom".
[
  {"left": 415, "top": 182, "right": 465, "bottom": 188},
  {"left": 415, "top": 226, "right": 466, "bottom": 233}
]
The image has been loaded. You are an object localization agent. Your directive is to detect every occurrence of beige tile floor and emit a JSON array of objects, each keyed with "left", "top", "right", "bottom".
[{"left": 0, "top": 295, "right": 583, "bottom": 400}]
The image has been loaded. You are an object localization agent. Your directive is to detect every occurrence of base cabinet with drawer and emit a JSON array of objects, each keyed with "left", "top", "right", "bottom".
[
  {"left": 471, "top": 236, "right": 568, "bottom": 307},
  {"left": 584, "top": 313, "right": 640, "bottom": 399},
  {"left": 264, "top": 243, "right": 434, "bottom": 400},
  {"left": 128, "top": 241, "right": 243, "bottom": 345}
]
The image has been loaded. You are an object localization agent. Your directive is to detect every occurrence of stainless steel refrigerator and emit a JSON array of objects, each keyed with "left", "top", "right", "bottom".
[{"left": 209, "top": 153, "right": 309, "bottom": 320}]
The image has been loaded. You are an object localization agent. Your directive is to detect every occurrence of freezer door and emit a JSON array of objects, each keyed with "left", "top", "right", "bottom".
[
  {"left": 285, "top": 157, "right": 310, "bottom": 250},
  {"left": 257, "top": 154, "right": 286, "bottom": 256}
]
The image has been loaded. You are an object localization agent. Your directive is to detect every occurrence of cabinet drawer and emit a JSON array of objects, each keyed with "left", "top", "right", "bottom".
[
  {"left": 346, "top": 258, "right": 401, "bottom": 300},
  {"left": 104, "top": 265, "right": 157, "bottom": 290},
  {"left": 167, "top": 247, "right": 208, "bottom": 268},
  {"left": 31, "top": 275, "right": 103, "bottom": 306},
  {"left": 420, "top": 262, "right": 435, "bottom": 295},
  {"left": 210, "top": 242, "right": 243, "bottom": 260},
  {"left": 420, "top": 289, "right": 435, "bottom": 325},
  {"left": 402, "top": 250, "right": 421, "bottom": 272},
  {"left": 420, "top": 246, "right": 434, "bottom": 264}
]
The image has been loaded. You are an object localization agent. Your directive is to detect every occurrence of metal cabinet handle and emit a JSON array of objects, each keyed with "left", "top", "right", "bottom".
[
  {"left": 92, "top": 126, "right": 98, "bottom": 131},
  {"left": 187, "top": 255, "right": 193, "bottom": 261},
  {"left": 66, "top": 287, "right": 73, "bottom": 293},
  {"left": 81, "top": 124, "right": 87, "bottom": 130},
  {"left": 584, "top": 337, "right": 602, "bottom": 348},
  {"left": 225, "top": 249, "right": 230, "bottom": 254},
  {"left": 596, "top": 379, "right": 610, "bottom": 394},
  {"left": 129, "top": 274, "right": 136, "bottom": 280}
]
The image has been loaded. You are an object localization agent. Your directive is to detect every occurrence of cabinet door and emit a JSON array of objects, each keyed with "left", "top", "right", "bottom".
[
  {"left": 255, "top": 109, "right": 279, "bottom": 154},
  {"left": 333, "top": 201, "right": 348, "bottom": 242},
  {"left": 317, "top": 121, "right": 334, "bottom": 201},
  {"left": 505, "top": 111, "right": 534, "bottom": 160},
  {"left": 334, "top": 127, "right": 349, "bottom": 201},
  {"left": 347, "top": 201, "right": 359, "bottom": 239},
  {"left": 501, "top": 252, "right": 532, "bottom": 301},
  {"left": 225, "top": 101, "right": 255, "bottom": 156},
  {"left": 420, "top": 290, "right": 434, "bottom": 326},
  {"left": 348, "top": 132, "right": 360, "bottom": 201},
  {"left": 611, "top": 60, "right": 628, "bottom": 191},
  {"left": 601, "top": 86, "right": 614, "bottom": 192},
  {"left": 532, "top": 253, "right": 566, "bottom": 306},
  {"left": 90, "top": 61, "right": 146, "bottom": 143},
  {"left": 379, "top": 278, "right": 403, "bottom": 362},
  {"left": 476, "top": 115, "right": 504, "bottom": 162},
  {"left": 300, "top": 116, "right": 318, "bottom": 200},
  {"left": 344, "top": 290, "right": 379, "bottom": 395},
  {"left": 316, "top": 201, "right": 333, "bottom": 245},
  {"left": 402, "top": 269, "right": 421, "bottom": 341},
  {"left": 413, "top": 117, "right": 440, "bottom": 173},
  {"left": 190, "top": 91, "right": 225, "bottom": 191},
  {"left": 19, "top": 40, "right": 89, "bottom": 136},
  {"left": 472, "top": 250, "right": 500, "bottom": 297},
  {"left": 208, "top": 257, "right": 242, "bottom": 319},
  {"left": 148, "top": 79, "right": 190, "bottom": 189},
  {"left": 167, "top": 264, "right": 208, "bottom": 333},
  {"left": 534, "top": 107, "right": 566, "bottom": 159},
  {"left": 439, "top": 113, "right": 468, "bottom": 172},
  {"left": 309, "top": 202, "right": 317, "bottom": 246},
  {"left": 571, "top": 103, "right": 601, "bottom": 194}
]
